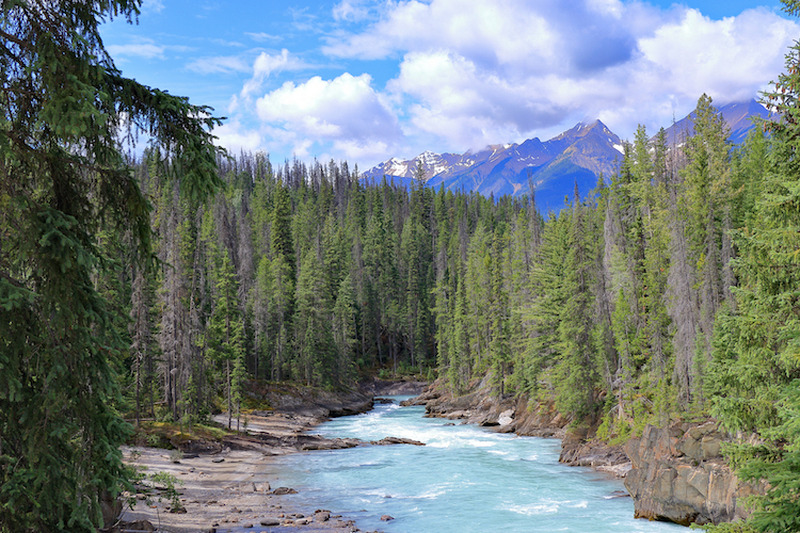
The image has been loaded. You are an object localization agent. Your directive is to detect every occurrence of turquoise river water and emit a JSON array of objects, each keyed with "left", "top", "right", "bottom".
[{"left": 251, "top": 397, "right": 684, "bottom": 532}]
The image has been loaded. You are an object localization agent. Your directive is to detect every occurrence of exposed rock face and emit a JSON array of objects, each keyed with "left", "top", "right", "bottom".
[
  {"left": 624, "top": 422, "right": 760, "bottom": 525},
  {"left": 409, "top": 376, "right": 568, "bottom": 438},
  {"left": 247, "top": 384, "right": 374, "bottom": 419}
]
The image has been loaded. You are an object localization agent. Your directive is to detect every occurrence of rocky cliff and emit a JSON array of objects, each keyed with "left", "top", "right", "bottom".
[{"left": 624, "top": 422, "right": 762, "bottom": 525}]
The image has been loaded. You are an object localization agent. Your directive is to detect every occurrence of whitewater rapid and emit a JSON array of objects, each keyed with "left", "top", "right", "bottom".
[{"left": 259, "top": 398, "right": 684, "bottom": 532}]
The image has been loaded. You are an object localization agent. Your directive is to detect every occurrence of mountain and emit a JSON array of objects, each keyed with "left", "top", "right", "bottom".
[
  {"left": 363, "top": 100, "right": 768, "bottom": 212},
  {"left": 662, "top": 99, "right": 769, "bottom": 145},
  {"left": 363, "top": 120, "right": 625, "bottom": 212}
]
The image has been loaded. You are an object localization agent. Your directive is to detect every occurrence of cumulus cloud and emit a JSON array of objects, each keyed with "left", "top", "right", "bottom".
[
  {"left": 213, "top": 121, "right": 262, "bottom": 154},
  {"left": 322, "top": 0, "right": 798, "bottom": 153},
  {"left": 219, "top": 0, "right": 799, "bottom": 168},
  {"left": 256, "top": 73, "right": 401, "bottom": 143},
  {"left": 636, "top": 8, "right": 796, "bottom": 103}
]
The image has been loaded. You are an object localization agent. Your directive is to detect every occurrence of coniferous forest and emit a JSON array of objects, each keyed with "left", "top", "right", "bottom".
[{"left": 3, "top": 1, "right": 800, "bottom": 532}]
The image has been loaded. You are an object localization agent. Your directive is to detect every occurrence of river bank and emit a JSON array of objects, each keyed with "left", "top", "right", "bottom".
[
  {"left": 113, "top": 380, "right": 426, "bottom": 533},
  {"left": 405, "top": 376, "right": 757, "bottom": 527}
]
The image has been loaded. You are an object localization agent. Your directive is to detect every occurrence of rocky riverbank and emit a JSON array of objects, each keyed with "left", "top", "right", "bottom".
[
  {"left": 113, "top": 379, "right": 426, "bottom": 533},
  {"left": 406, "top": 377, "right": 759, "bottom": 527}
]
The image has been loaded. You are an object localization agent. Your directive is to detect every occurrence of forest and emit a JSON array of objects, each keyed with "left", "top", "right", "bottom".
[
  {"left": 122, "top": 91, "right": 798, "bottom": 531},
  {"left": 2, "top": 0, "right": 800, "bottom": 532}
]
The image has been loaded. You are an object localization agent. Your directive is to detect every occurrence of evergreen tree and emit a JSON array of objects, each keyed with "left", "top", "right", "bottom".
[
  {"left": 206, "top": 249, "right": 245, "bottom": 429},
  {"left": 706, "top": 12, "right": 800, "bottom": 527},
  {"left": 0, "top": 1, "right": 222, "bottom": 530}
]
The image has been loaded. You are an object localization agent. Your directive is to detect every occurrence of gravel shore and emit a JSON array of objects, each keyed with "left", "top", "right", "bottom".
[
  {"left": 115, "top": 381, "right": 427, "bottom": 533},
  {"left": 117, "top": 413, "right": 367, "bottom": 533}
]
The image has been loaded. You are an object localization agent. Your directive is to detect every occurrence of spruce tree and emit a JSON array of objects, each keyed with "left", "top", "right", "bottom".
[{"left": 0, "top": 1, "right": 222, "bottom": 530}]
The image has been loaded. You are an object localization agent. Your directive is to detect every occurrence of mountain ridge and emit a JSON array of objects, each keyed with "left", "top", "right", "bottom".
[{"left": 363, "top": 99, "right": 768, "bottom": 211}]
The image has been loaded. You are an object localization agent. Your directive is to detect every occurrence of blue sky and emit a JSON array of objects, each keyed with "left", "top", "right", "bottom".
[{"left": 100, "top": 0, "right": 798, "bottom": 170}]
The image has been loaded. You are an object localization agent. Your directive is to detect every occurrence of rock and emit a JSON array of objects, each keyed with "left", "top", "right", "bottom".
[
  {"left": 374, "top": 397, "right": 395, "bottom": 404},
  {"left": 497, "top": 409, "right": 514, "bottom": 426},
  {"left": 624, "top": 423, "right": 762, "bottom": 525},
  {"left": 381, "top": 514, "right": 394, "bottom": 521},
  {"left": 315, "top": 510, "right": 331, "bottom": 522},
  {"left": 260, "top": 518, "right": 281, "bottom": 526},
  {"left": 298, "top": 436, "right": 362, "bottom": 451},
  {"left": 271, "top": 487, "right": 298, "bottom": 495},
  {"left": 113, "top": 520, "right": 155, "bottom": 532},
  {"left": 211, "top": 457, "right": 225, "bottom": 463},
  {"left": 296, "top": 517, "right": 312, "bottom": 525},
  {"left": 372, "top": 436, "right": 425, "bottom": 446},
  {"left": 243, "top": 524, "right": 253, "bottom": 529}
]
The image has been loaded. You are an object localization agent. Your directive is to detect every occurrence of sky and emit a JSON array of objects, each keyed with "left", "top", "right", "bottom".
[{"left": 99, "top": 0, "right": 799, "bottom": 170}]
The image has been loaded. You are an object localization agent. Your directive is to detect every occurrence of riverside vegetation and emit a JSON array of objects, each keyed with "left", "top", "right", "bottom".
[{"left": 3, "top": 0, "right": 800, "bottom": 532}]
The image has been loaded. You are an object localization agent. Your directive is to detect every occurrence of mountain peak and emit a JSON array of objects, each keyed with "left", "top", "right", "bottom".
[{"left": 553, "top": 119, "right": 617, "bottom": 144}]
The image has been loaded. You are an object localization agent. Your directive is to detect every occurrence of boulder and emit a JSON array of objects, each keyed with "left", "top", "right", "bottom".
[{"left": 372, "top": 437, "right": 425, "bottom": 446}]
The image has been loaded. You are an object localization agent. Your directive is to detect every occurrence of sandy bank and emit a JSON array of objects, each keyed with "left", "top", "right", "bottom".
[{"left": 118, "top": 444, "right": 361, "bottom": 533}]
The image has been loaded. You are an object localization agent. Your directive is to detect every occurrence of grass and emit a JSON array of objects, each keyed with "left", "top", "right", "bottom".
[{"left": 129, "top": 420, "right": 232, "bottom": 449}]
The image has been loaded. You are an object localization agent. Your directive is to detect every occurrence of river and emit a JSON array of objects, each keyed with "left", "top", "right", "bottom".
[{"left": 259, "top": 397, "right": 684, "bottom": 532}]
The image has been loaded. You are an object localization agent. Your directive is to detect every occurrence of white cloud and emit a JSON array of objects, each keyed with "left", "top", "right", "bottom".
[
  {"left": 256, "top": 73, "right": 401, "bottom": 143},
  {"left": 213, "top": 121, "right": 262, "bottom": 154},
  {"left": 322, "top": 0, "right": 798, "bottom": 154},
  {"left": 245, "top": 32, "right": 281, "bottom": 43},
  {"left": 141, "top": 0, "right": 164, "bottom": 14},
  {"left": 213, "top": 0, "right": 800, "bottom": 169},
  {"left": 636, "top": 8, "right": 796, "bottom": 103},
  {"left": 324, "top": 0, "right": 559, "bottom": 67},
  {"left": 333, "top": 0, "right": 372, "bottom": 22},
  {"left": 241, "top": 49, "right": 308, "bottom": 98},
  {"left": 187, "top": 55, "right": 251, "bottom": 75},
  {"left": 107, "top": 42, "right": 165, "bottom": 60},
  {"left": 333, "top": 138, "right": 393, "bottom": 162}
]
